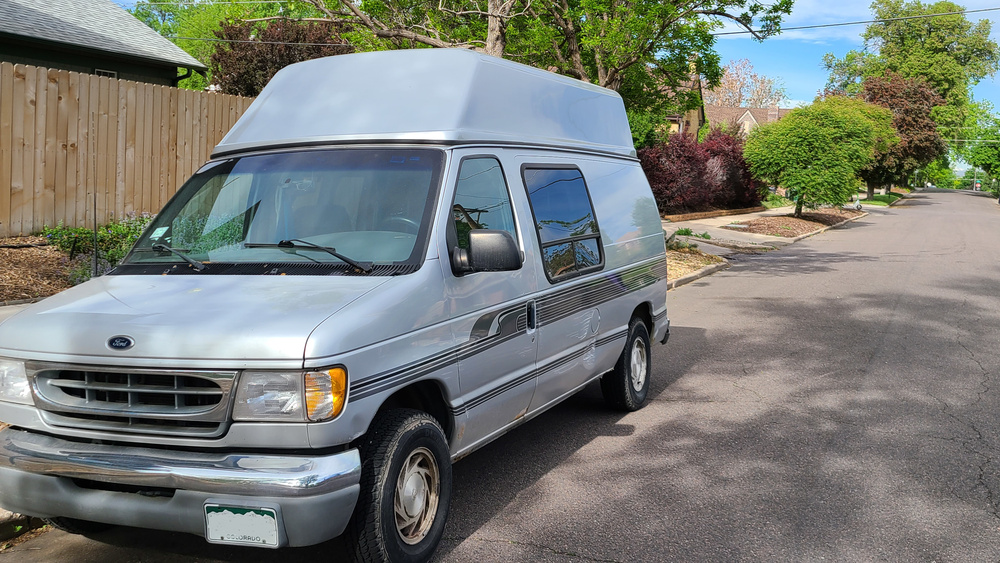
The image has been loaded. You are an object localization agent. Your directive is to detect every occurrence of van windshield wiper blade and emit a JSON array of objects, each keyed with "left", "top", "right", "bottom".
[
  {"left": 148, "top": 244, "right": 206, "bottom": 271},
  {"left": 246, "top": 240, "right": 373, "bottom": 273}
]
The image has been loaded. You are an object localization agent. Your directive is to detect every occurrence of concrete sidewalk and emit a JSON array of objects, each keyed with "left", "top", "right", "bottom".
[
  {"left": 663, "top": 204, "right": 876, "bottom": 256},
  {"left": 663, "top": 205, "right": 797, "bottom": 255}
]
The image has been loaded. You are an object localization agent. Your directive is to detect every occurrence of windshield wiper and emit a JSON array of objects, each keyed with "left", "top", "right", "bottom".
[
  {"left": 246, "top": 240, "right": 373, "bottom": 274},
  {"left": 148, "top": 244, "right": 206, "bottom": 271}
]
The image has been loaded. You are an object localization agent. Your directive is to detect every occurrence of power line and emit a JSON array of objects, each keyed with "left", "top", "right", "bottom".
[
  {"left": 169, "top": 35, "right": 349, "bottom": 46},
  {"left": 712, "top": 6, "right": 1000, "bottom": 37},
  {"left": 128, "top": 1, "right": 291, "bottom": 5}
]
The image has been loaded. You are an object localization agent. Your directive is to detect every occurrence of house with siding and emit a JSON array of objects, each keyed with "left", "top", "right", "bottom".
[
  {"left": 0, "top": 0, "right": 205, "bottom": 86},
  {"left": 704, "top": 105, "right": 791, "bottom": 136}
]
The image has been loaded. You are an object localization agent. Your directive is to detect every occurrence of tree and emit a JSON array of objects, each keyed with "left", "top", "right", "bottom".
[
  {"left": 920, "top": 155, "right": 954, "bottom": 187},
  {"left": 920, "top": 155, "right": 955, "bottom": 188},
  {"left": 823, "top": 0, "right": 999, "bottom": 135},
  {"left": 210, "top": 20, "right": 353, "bottom": 96},
  {"left": 963, "top": 103, "right": 1000, "bottom": 181},
  {"left": 246, "top": 0, "right": 792, "bottom": 99},
  {"left": 743, "top": 97, "right": 899, "bottom": 217},
  {"left": 703, "top": 58, "right": 785, "bottom": 107},
  {"left": 857, "top": 72, "right": 947, "bottom": 199},
  {"left": 132, "top": 1, "right": 324, "bottom": 89}
]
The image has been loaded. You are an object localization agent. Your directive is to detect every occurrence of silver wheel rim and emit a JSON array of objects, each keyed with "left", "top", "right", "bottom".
[
  {"left": 394, "top": 446, "right": 440, "bottom": 545},
  {"left": 630, "top": 338, "right": 647, "bottom": 392}
]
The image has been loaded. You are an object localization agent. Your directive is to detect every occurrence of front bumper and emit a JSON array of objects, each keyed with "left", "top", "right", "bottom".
[{"left": 0, "top": 427, "right": 361, "bottom": 547}]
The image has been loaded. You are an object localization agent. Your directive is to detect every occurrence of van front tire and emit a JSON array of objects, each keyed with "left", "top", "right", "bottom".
[
  {"left": 601, "top": 318, "right": 651, "bottom": 411},
  {"left": 347, "top": 409, "right": 452, "bottom": 563},
  {"left": 42, "top": 517, "right": 112, "bottom": 535}
]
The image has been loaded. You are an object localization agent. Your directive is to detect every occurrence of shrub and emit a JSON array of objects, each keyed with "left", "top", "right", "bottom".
[
  {"left": 639, "top": 133, "right": 713, "bottom": 214},
  {"left": 41, "top": 212, "right": 155, "bottom": 284},
  {"left": 701, "top": 129, "right": 762, "bottom": 209},
  {"left": 639, "top": 129, "right": 759, "bottom": 214}
]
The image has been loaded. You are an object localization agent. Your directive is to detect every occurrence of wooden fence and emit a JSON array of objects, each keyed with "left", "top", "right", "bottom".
[{"left": 0, "top": 62, "right": 252, "bottom": 237}]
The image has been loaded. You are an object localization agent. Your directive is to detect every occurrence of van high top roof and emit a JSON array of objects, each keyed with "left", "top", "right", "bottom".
[{"left": 213, "top": 49, "right": 637, "bottom": 159}]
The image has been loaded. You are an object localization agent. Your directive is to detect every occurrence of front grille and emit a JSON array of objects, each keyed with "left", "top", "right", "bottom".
[{"left": 29, "top": 364, "right": 237, "bottom": 438}]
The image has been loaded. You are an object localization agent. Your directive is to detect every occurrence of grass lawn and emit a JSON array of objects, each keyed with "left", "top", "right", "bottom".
[
  {"left": 860, "top": 192, "right": 903, "bottom": 206},
  {"left": 762, "top": 193, "right": 794, "bottom": 209}
]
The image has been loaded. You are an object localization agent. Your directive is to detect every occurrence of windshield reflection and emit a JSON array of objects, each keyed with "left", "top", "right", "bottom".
[{"left": 124, "top": 148, "right": 443, "bottom": 272}]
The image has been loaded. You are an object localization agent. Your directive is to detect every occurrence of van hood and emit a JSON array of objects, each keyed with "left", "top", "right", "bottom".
[{"left": 0, "top": 275, "right": 389, "bottom": 367}]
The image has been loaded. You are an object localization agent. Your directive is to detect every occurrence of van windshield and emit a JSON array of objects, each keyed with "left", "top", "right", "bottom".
[{"left": 121, "top": 148, "right": 444, "bottom": 275}]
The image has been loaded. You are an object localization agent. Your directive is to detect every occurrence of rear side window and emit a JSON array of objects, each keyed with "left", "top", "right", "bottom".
[{"left": 522, "top": 167, "right": 603, "bottom": 281}]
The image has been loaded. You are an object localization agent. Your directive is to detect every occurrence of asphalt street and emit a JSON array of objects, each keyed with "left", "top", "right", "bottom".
[{"left": 4, "top": 188, "right": 1000, "bottom": 561}]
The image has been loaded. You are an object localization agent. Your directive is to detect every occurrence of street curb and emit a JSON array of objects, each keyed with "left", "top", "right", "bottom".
[
  {"left": 0, "top": 510, "right": 44, "bottom": 542},
  {"left": 663, "top": 206, "right": 767, "bottom": 222},
  {"left": 784, "top": 212, "right": 869, "bottom": 243},
  {"left": 0, "top": 297, "right": 43, "bottom": 308},
  {"left": 667, "top": 261, "right": 730, "bottom": 290}
]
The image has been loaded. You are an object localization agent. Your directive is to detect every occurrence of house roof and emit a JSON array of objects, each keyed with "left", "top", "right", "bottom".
[
  {"left": 704, "top": 105, "right": 791, "bottom": 127},
  {"left": 216, "top": 49, "right": 636, "bottom": 158},
  {"left": 0, "top": 0, "right": 205, "bottom": 70}
]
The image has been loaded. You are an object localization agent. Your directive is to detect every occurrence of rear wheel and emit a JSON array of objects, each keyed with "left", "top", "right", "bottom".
[
  {"left": 601, "top": 318, "right": 651, "bottom": 411},
  {"left": 347, "top": 409, "right": 452, "bottom": 563}
]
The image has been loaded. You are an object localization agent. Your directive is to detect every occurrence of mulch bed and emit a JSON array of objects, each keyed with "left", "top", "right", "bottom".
[
  {"left": 0, "top": 236, "right": 72, "bottom": 304},
  {"left": 667, "top": 248, "right": 724, "bottom": 280},
  {"left": 721, "top": 208, "right": 863, "bottom": 238},
  {"left": 1, "top": 236, "right": 719, "bottom": 302}
]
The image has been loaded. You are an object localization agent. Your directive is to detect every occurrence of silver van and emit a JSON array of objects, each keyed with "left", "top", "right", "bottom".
[{"left": 0, "top": 49, "right": 668, "bottom": 561}]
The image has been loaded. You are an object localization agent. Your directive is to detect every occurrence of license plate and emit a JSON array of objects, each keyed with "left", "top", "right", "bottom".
[{"left": 204, "top": 504, "right": 279, "bottom": 547}]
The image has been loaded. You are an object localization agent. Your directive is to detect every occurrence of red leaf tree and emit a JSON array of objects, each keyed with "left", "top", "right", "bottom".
[
  {"left": 210, "top": 20, "right": 353, "bottom": 97},
  {"left": 639, "top": 130, "right": 760, "bottom": 215},
  {"left": 859, "top": 72, "right": 947, "bottom": 198}
]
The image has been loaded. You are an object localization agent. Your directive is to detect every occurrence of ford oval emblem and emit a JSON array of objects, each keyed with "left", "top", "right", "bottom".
[{"left": 107, "top": 336, "right": 135, "bottom": 351}]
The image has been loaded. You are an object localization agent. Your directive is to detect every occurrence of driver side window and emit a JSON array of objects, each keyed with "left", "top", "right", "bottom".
[{"left": 451, "top": 157, "right": 517, "bottom": 250}]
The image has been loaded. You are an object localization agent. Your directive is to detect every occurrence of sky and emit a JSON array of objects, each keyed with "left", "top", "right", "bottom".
[{"left": 712, "top": 0, "right": 1000, "bottom": 109}]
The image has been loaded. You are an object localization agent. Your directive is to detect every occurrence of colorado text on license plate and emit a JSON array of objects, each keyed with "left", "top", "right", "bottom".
[{"left": 204, "top": 504, "right": 279, "bottom": 547}]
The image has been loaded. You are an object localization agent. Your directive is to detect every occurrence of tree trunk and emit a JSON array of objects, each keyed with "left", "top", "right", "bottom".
[
  {"left": 794, "top": 197, "right": 803, "bottom": 218},
  {"left": 866, "top": 182, "right": 876, "bottom": 201},
  {"left": 484, "top": 0, "right": 506, "bottom": 57}
]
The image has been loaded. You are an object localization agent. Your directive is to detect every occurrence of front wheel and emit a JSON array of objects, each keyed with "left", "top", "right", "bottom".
[
  {"left": 601, "top": 318, "right": 652, "bottom": 411},
  {"left": 42, "top": 517, "right": 112, "bottom": 535},
  {"left": 347, "top": 409, "right": 452, "bottom": 563}
]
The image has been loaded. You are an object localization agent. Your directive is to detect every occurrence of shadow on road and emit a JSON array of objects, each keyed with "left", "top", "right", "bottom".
[{"left": 29, "top": 328, "right": 707, "bottom": 563}]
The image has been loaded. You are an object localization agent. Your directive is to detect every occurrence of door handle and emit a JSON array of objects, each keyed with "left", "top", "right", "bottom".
[{"left": 526, "top": 301, "right": 536, "bottom": 330}]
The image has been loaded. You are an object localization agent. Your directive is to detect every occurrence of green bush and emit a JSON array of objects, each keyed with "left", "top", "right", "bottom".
[
  {"left": 762, "top": 192, "right": 794, "bottom": 209},
  {"left": 41, "top": 213, "right": 155, "bottom": 284}
]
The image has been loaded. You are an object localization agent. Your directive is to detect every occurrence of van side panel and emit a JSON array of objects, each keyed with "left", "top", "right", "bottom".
[{"left": 509, "top": 151, "right": 666, "bottom": 416}]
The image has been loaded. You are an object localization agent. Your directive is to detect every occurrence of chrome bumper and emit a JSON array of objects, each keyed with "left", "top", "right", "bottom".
[
  {"left": 0, "top": 427, "right": 360, "bottom": 497},
  {"left": 0, "top": 427, "right": 362, "bottom": 547}
]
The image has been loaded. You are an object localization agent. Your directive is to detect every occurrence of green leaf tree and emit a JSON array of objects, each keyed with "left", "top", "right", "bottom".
[
  {"left": 744, "top": 97, "right": 899, "bottom": 217},
  {"left": 963, "top": 103, "right": 1000, "bottom": 186},
  {"left": 823, "top": 0, "right": 999, "bottom": 137}
]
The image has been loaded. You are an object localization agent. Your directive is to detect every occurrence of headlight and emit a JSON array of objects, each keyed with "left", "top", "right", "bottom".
[
  {"left": 233, "top": 368, "right": 347, "bottom": 422},
  {"left": 0, "top": 359, "right": 32, "bottom": 405}
]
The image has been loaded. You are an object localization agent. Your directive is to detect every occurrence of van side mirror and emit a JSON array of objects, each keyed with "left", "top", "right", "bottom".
[{"left": 451, "top": 230, "right": 521, "bottom": 275}]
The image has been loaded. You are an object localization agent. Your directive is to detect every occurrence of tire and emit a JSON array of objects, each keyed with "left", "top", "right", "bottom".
[
  {"left": 347, "top": 409, "right": 452, "bottom": 563},
  {"left": 601, "top": 318, "right": 652, "bottom": 411},
  {"left": 42, "top": 517, "right": 112, "bottom": 535}
]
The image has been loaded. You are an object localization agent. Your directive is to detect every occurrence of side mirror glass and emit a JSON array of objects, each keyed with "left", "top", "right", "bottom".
[{"left": 451, "top": 230, "right": 521, "bottom": 275}]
